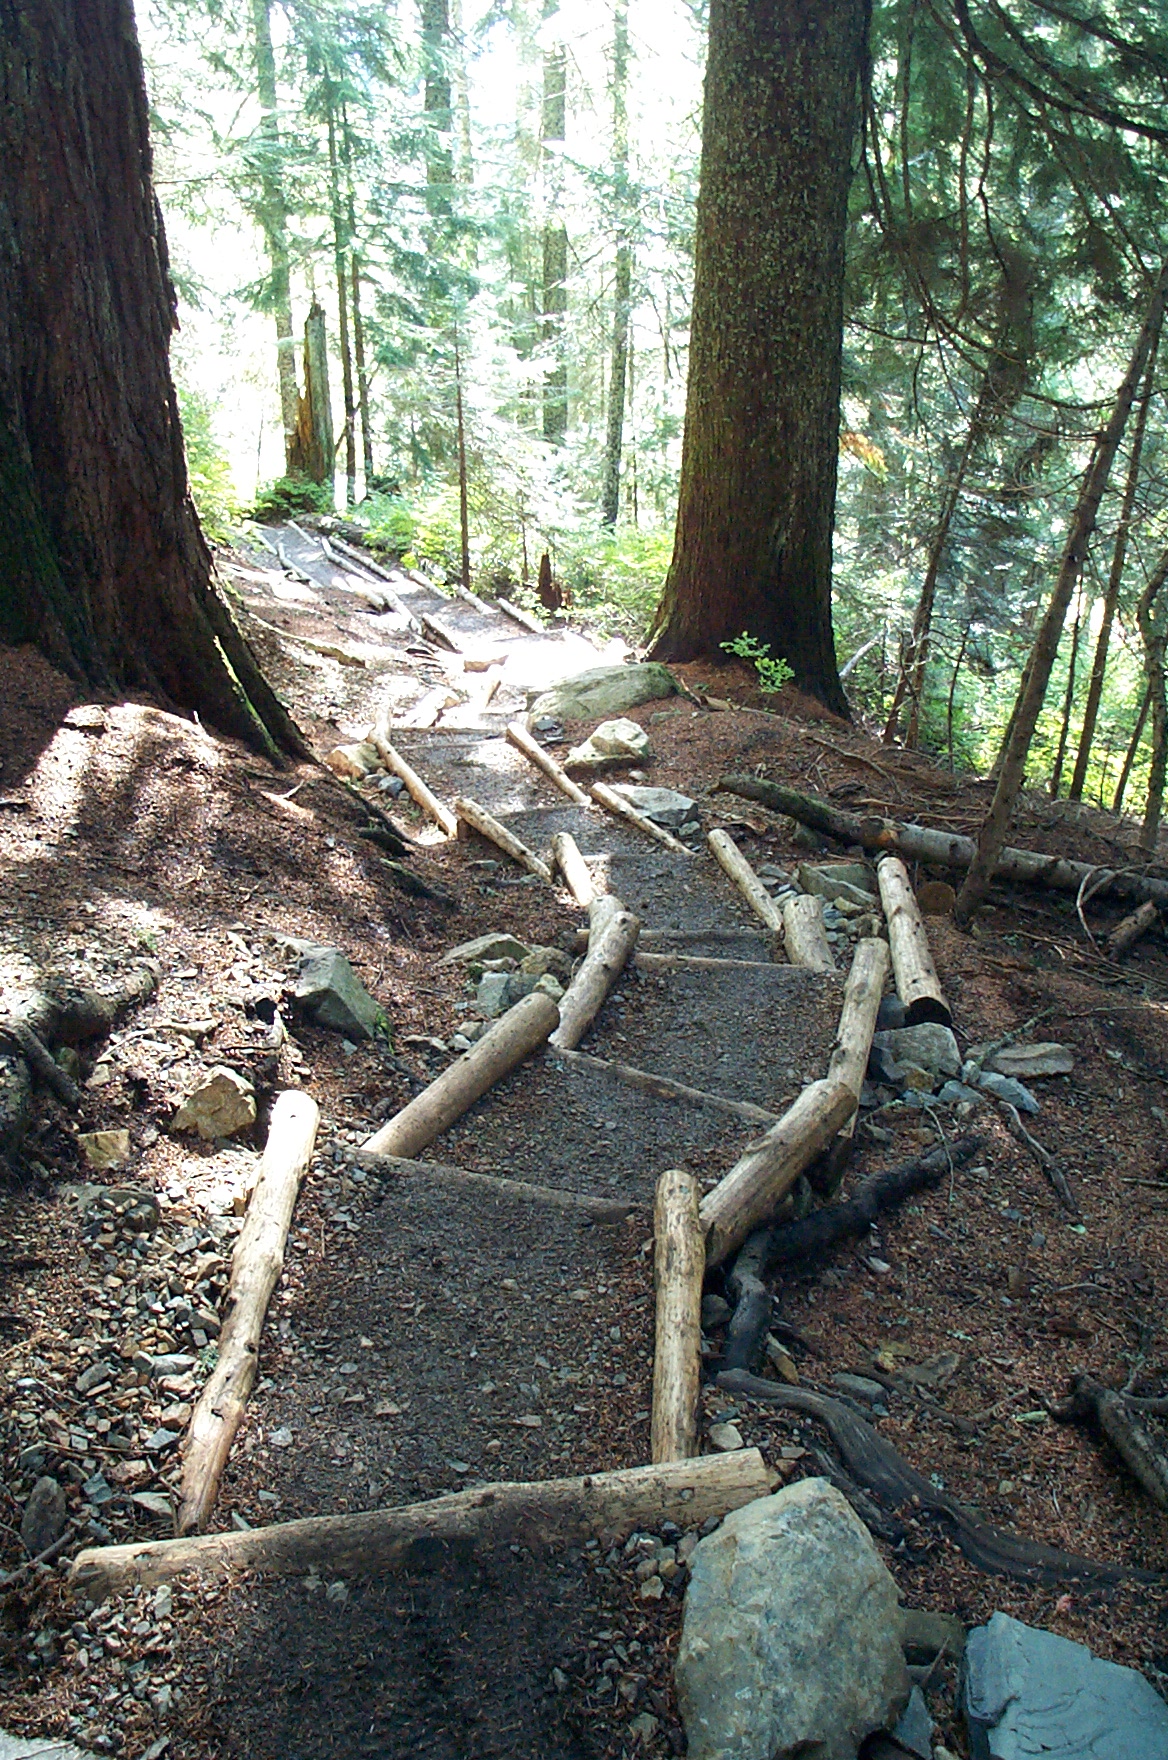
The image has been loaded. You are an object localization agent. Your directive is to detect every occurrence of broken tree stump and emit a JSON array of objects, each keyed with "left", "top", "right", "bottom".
[
  {"left": 550, "top": 896, "right": 640, "bottom": 1050},
  {"left": 651, "top": 1169, "right": 704, "bottom": 1463},
  {"left": 876, "top": 856, "right": 951, "bottom": 1027},
  {"left": 701, "top": 1079, "right": 857, "bottom": 1268},
  {"left": 781, "top": 894, "right": 837, "bottom": 973},
  {"left": 706, "top": 829, "right": 783, "bottom": 939},
  {"left": 177, "top": 1090, "right": 320, "bottom": 1535},
  {"left": 454, "top": 795, "right": 554, "bottom": 883},
  {"left": 506, "top": 721, "right": 593, "bottom": 808},
  {"left": 72, "top": 1450, "right": 773, "bottom": 1598},
  {"left": 363, "top": 991, "right": 559, "bottom": 1158}
]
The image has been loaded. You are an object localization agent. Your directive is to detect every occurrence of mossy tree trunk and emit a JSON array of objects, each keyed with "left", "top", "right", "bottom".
[
  {"left": 0, "top": 0, "right": 305, "bottom": 761},
  {"left": 649, "top": 0, "right": 867, "bottom": 716}
]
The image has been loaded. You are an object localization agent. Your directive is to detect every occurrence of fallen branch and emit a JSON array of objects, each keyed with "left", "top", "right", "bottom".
[
  {"left": 363, "top": 991, "right": 560, "bottom": 1158},
  {"left": 553, "top": 1046, "right": 779, "bottom": 1128},
  {"left": 551, "top": 831, "right": 597, "bottom": 907},
  {"left": 369, "top": 730, "right": 458, "bottom": 838},
  {"left": 706, "top": 829, "right": 783, "bottom": 936},
  {"left": 701, "top": 1079, "right": 857, "bottom": 1268},
  {"left": 877, "top": 856, "right": 951, "bottom": 1027},
  {"left": 71, "top": 1450, "right": 774, "bottom": 1600},
  {"left": 496, "top": 596, "right": 546, "bottom": 634},
  {"left": 590, "top": 780, "right": 695, "bottom": 858},
  {"left": 781, "top": 895, "right": 837, "bottom": 973},
  {"left": 506, "top": 721, "right": 592, "bottom": 808},
  {"left": 718, "top": 776, "right": 1168, "bottom": 909},
  {"left": 651, "top": 1170, "right": 704, "bottom": 1462},
  {"left": 633, "top": 951, "right": 787, "bottom": 973},
  {"left": 550, "top": 896, "right": 641, "bottom": 1050},
  {"left": 1048, "top": 1374, "right": 1168, "bottom": 1512},
  {"left": 0, "top": 1020, "right": 81, "bottom": 1110},
  {"left": 1107, "top": 899, "right": 1159, "bottom": 959},
  {"left": 717, "top": 1371, "right": 1160, "bottom": 1586},
  {"left": 997, "top": 1100, "right": 1080, "bottom": 1217},
  {"left": 721, "top": 1230, "right": 773, "bottom": 1375},
  {"left": 356, "top": 1152, "right": 638, "bottom": 1222},
  {"left": 454, "top": 795, "right": 554, "bottom": 883},
  {"left": 177, "top": 1091, "right": 319, "bottom": 1535}
]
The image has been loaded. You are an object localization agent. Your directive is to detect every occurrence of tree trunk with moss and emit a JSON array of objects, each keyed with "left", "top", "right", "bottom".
[
  {"left": 0, "top": 0, "right": 304, "bottom": 761},
  {"left": 649, "top": 0, "right": 867, "bottom": 715}
]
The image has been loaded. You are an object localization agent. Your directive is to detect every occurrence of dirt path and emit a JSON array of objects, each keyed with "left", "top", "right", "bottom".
[{"left": 2, "top": 531, "right": 1168, "bottom": 1758}]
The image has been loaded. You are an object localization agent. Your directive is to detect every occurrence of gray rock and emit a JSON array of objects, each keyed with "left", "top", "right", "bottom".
[
  {"left": 707, "top": 1421, "right": 744, "bottom": 1451},
  {"left": 439, "top": 932, "right": 530, "bottom": 966},
  {"left": 833, "top": 1373, "right": 887, "bottom": 1406},
  {"left": 900, "top": 1607, "right": 966, "bottom": 1664},
  {"left": 133, "top": 1351, "right": 197, "bottom": 1379},
  {"left": 987, "top": 1042, "right": 1075, "bottom": 1079},
  {"left": 893, "top": 1686, "right": 934, "bottom": 1758},
  {"left": 519, "top": 946, "right": 573, "bottom": 982},
  {"left": 612, "top": 784, "right": 697, "bottom": 828},
  {"left": 0, "top": 1733, "right": 95, "bottom": 1760},
  {"left": 528, "top": 662, "right": 676, "bottom": 725},
  {"left": 701, "top": 1294, "right": 732, "bottom": 1330},
  {"left": 476, "top": 972, "right": 513, "bottom": 1018},
  {"left": 21, "top": 1475, "right": 67, "bottom": 1555},
  {"left": 75, "top": 1359, "right": 116, "bottom": 1395},
  {"left": 798, "top": 860, "right": 875, "bottom": 897},
  {"left": 533, "top": 973, "right": 564, "bottom": 1002},
  {"left": 676, "top": 1478, "right": 909, "bottom": 1760},
  {"left": 877, "top": 995, "right": 907, "bottom": 1030},
  {"left": 937, "top": 1080, "right": 983, "bottom": 1106},
  {"left": 171, "top": 1065, "right": 257, "bottom": 1138},
  {"left": 867, "top": 1045, "right": 906, "bottom": 1088},
  {"left": 565, "top": 717, "right": 651, "bottom": 766},
  {"left": 964, "top": 1610, "right": 1168, "bottom": 1760},
  {"left": 293, "top": 949, "right": 383, "bottom": 1040},
  {"left": 974, "top": 1070, "right": 1040, "bottom": 1114},
  {"left": 874, "top": 1024, "right": 961, "bottom": 1079}
]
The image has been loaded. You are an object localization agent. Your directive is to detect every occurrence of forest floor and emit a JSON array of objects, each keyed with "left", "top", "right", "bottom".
[{"left": 1, "top": 528, "right": 1168, "bottom": 1758}]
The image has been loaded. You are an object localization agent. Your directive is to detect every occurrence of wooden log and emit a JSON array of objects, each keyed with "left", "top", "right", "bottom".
[
  {"left": 706, "top": 829, "right": 784, "bottom": 935},
  {"left": 449, "top": 580, "right": 498, "bottom": 617},
  {"left": 506, "top": 721, "right": 593, "bottom": 807},
  {"left": 354, "top": 1152, "right": 639, "bottom": 1222},
  {"left": 551, "top": 831, "right": 598, "bottom": 907},
  {"left": 554, "top": 1046, "right": 779, "bottom": 1127},
  {"left": 700, "top": 1079, "right": 856, "bottom": 1268},
  {"left": 496, "top": 595, "right": 546, "bottom": 634},
  {"left": 453, "top": 795, "right": 554, "bottom": 883},
  {"left": 876, "top": 856, "right": 951, "bottom": 1026},
  {"left": 634, "top": 952, "right": 805, "bottom": 974},
  {"left": 549, "top": 898, "right": 641, "bottom": 1050},
  {"left": 421, "top": 612, "right": 463, "bottom": 653},
  {"left": 363, "top": 991, "right": 559, "bottom": 1158},
  {"left": 781, "top": 895, "right": 837, "bottom": 973},
  {"left": 825, "top": 938, "right": 890, "bottom": 1102},
  {"left": 0, "top": 1020, "right": 82, "bottom": 1109},
  {"left": 590, "top": 780, "right": 695, "bottom": 858},
  {"left": 176, "top": 1091, "right": 320, "bottom": 1536},
  {"left": 651, "top": 1170, "right": 704, "bottom": 1463},
  {"left": 1106, "top": 898, "right": 1158, "bottom": 958},
  {"left": 368, "top": 730, "right": 459, "bottom": 838},
  {"left": 719, "top": 775, "right": 1168, "bottom": 910},
  {"left": 70, "top": 1450, "right": 773, "bottom": 1600},
  {"left": 1050, "top": 1374, "right": 1168, "bottom": 1513}
]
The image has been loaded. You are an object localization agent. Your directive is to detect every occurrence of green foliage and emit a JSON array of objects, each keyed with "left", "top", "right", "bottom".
[
  {"left": 361, "top": 491, "right": 418, "bottom": 556},
  {"left": 177, "top": 387, "right": 238, "bottom": 544},
  {"left": 719, "top": 632, "right": 794, "bottom": 695},
  {"left": 251, "top": 475, "right": 335, "bottom": 521}
]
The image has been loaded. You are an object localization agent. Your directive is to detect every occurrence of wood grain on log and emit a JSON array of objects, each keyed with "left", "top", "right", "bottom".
[
  {"left": 71, "top": 1451, "right": 773, "bottom": 1599},
  {"left": 781, "top": 895, "right": 837, "bottom": 973},
  {"left": 551, "top": 832, "right": 597, "bottom": 907},
  {"left": 590, "top": 780, "right": 695, "bottom": 857},
  {"left": 701, "top": 1079, "right": 856, "bottom": 1268},
  {"left": 826, "top": 938, "right": 889, "bottom": 1102},
  {"left": 363, "top": 992, "right": 559, "bottom": 1158},
  {"left": 453, "top": 796, "right": 554, "bottom": 883},
  {"left": 369, "top": 732, "right": 459, "bottom": 837},
  {"left": 876, "top": 857, "right": 951, "bottom": 1026},
  {"left": 506, "top": 722, "right": 593, "bottom": 807},
  {"left": 176, "top": 1091, "right": 319, "bottom": 1535},
  {"left": 706, "top": 829, "right": 783, "bottom": 936},
  {"left": 550, "top": 897, "right": 640, "bottom": 1050},
  {"left": 651, "top": 1170, "right": 704, "bottom": 1462}
]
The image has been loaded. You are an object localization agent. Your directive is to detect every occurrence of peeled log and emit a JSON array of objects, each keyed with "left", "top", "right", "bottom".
[
  {"left": 454, "top": 795, "right": 554, "bottom": 883},
  {"left": 701, "top": 1079, "right": 857, "bottom": 1268},
  {"left": 506, "top": 721, "right": 592, "bottom": 808},
  {"left": 551, "top": 831, "right": 597, "bottom": 908},
  {"left": 177, "top": 1091, "right": 319, "bottom": 1535},
  {"left": 826, "top": 938, "right": 890, "bottom": 1102},
  {"left": 877, "top": 857, "right": 950, "bottom": 1027},
  {"left": 651, "top": 1170, "right": 704, "bottom": 1463},
  {"left": 364, "top": 992, "right": 559, "bottom": 1158},
  {"left": 591, "top": 780, "right": 695, "bottom": 858},
  {"left": 550, "top": 897, "right": 640, "bottom": 1050},
  {"left": 369, "top": 729, "right": 458, "bottom": 838},
  {"left": 781, "top": 895, "right": 836, "bottom": 973},
  {"left": 706, "top": 829, "right": 783, "bottom": 939},
  {"left": 71, "top": 1450, "right": 773, "bottom": 1599}
]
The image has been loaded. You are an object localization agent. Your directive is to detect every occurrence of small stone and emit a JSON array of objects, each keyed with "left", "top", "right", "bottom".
[
  {"left": 326, "top": 1580, "right": 349, "bottom": 1603},
  {"left": 77, "top": 1130, "right": 132, "bottom": 1170},
  {"left": 142, "top": 1427, "right": 181, "bottom": 1453},
  {"left": 874, "top": 1025, "right": 960, "bottom": 1080},
  {"left": 533, "top": 973, "right": 564, "bottom": 1002},
  {"left": 638, "top": 1574, "right": 664, "bottom": 1600},
  {"left": 171, "top": 1066, "right": 256, "bottom": 1140},
  {"left": 21, "top": 1475, "right": 67, "bottom": 1555},
  {"left": 798, "top": 862, "right": 877, "bottom": 907},
  {"left": 937, "top": 1080, "right": 981, "bottom": 1106},
  {"left": 519, "top": 946, "right": 573, "bottom": 982},
  {"left": 629, "top": 1711, "right": 659, "bottom": 1743},
  {"left": 974, "top": 1070, "right": 1040, "bottom": 1113},
  {"left": 612, "top": 784, "right": 697, "bottom": 828},
  {"left": 764, "top": 1337, "right": 800, "bottom": 1383},
  {"left": 76, "top": 1359, "right": 116, "bottom": 1395},
  {"left": 987, "top": 1042, "right": 1075, "bottom": 1079},
  {"left": 833, "top": 1372, "right": 886, "bottom": 1405},
  {"left": 324, "top": 740, "right": 380, "bottom": 780},
  {"left": 439, "top": 933, "right": 530, "bottom": 966},
  {"left": 269, "top": 1426, "right": 293, "bottom": 1448},
  {"left": 293, "top": 948, "right": 384, "bottom": 1040},
  {"left": 475, "top": 971, "right": 512, "bottom": 1018},
  {"left": 132, "top": 1492, "right": 174, "bottom": 1519},
  {"left": 707, "top": 1421, "right": 744, "bottom": 1451},
  {"left": 892, "top": 1685, "right": 934, "bottom": 1759}
]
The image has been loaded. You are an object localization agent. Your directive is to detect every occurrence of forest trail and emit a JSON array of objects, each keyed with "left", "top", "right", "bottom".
[{"left": 3, "top": 537, "right": 1168, "bottom": 1757}]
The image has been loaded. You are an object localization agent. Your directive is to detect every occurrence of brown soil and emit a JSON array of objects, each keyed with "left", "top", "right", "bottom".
[{"left": 1, "top": 538, "right": 1167, "bottom": 1759}]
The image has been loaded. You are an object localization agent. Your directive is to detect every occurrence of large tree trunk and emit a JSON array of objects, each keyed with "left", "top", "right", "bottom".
[
  {"left": 954, "top": 259, "right": 1168, "bottom": 926},
  {"left": 422, "top": 0, "right": 453, "bottom": 216},
  {"left": 600, "top": 0, "right": 632, "bottom": 527},
  {"left": 648, "top": 0, "right": 867, "bottom": 715},
  {"left": 287, "top": 304, "right": 335, "bottom": 491},
  {"left": 327, "top": 100, "right": 357, "bottom": 507},
  {"left": 250, "top": 0, "right": 300, "bottom": 465},
  {"left": 541, "top": 12, "right": 569, "bottom": 447},
  {"left": 1136, "top": 546, "right": 1168, "bottom": 856},
  {"left": 0, "top": 0, "right": 304, "bottom": 760}
]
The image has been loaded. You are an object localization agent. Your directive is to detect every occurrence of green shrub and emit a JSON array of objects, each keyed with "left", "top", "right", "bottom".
[
  {"left": 251, "top": 474, "right": 334, "bottom": 521},
  {"left": 719, "top": 632, "right": 795, "bottom": 693},
  {"left": 177, "top": 388, "right": 238, "bottom": 544}
]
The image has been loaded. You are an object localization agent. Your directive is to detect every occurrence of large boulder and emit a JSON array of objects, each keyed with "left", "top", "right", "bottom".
[
  {"left": 527, "top": 662, "right": 676, "bottom": 726},
  {"left": 964, "top": 1611, "right": 1168, "bottom": 1760},
  {"left": 293, "top": 948, "right": 383, "bottom": 1039},
  {"left": 676, "top": 1478, "right": 909, "bottom": 1760}
]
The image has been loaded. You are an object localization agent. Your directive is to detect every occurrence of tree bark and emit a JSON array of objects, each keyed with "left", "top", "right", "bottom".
[
  {"left": 1136, "top": 544, "right": 1168, "bottom": 856},
  {"left": 0, "top": 0, "right": 304, "bottom": 760},
  {"left": 600, "top": 0, "right": 632, "bottom": 526},
  {"left": 955, "top": 259, "right": 1168, "bottom": 925},
  {"left": 326, "top": 100, "right": 357, "bottom": 506},
  {"left": 250, "top": 0, "right": 300, "bottom": 462},
  {"left": 1048, "top": 587, "right": 1083, "bottom": 799},
  {"left": 651, "top": 1169, "right": 704, "bottom": 1462},
  {"left": 1069, "top": 334, "right": 1161, "bottom": 800},
  {"left": 541, "top": 8, "right": 568, "bottom": 445},
  {"left": 876, "top": 857, "right": 951, "bottom": 1026},
  {"left": 706, "top": 830, "right": 784, "bottom": 937},
  {"left": 648, "top": 0, "right": 867, "bottom": 715},
  {"left": 550, "top": 895, "right": 640, "bottom": 1051},
  {"left": 422, "top": 0, "right": 453, "bottom": 215},
  {"left": 287, "top": 303, "right": 335, "bottom": 490}
]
